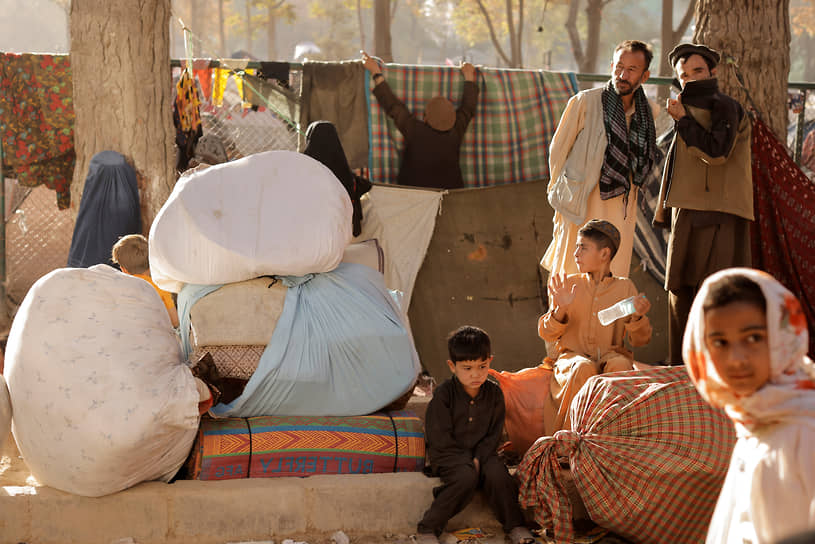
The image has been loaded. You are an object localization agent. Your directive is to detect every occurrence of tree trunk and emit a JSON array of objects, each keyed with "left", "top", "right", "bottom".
[
  {"left": 694, "top": 0, "right": 790, "bottom": 141},
  {"left": 245, "top": 0, "right": 252, "bottom": 54},
  {"left": 267, "top": 7, "right": 277, "bottom": 60},
  {"left": 659, "top": 0, "right": 696, "bottom": 100},
  {"left": 566, "top": 0, "right": 606, "bottom": 74},
  {"left": 583, "top": 0, "right": 602, "bottom": 73},
  {"left": 70, "top": 0, "right": 176, "bottom": 232},
  {"left": 219, "top": 0, "right": 227, "bottom": 57},
  {"left": 374, "top": 0, "right": 393, "bottom": 63}
]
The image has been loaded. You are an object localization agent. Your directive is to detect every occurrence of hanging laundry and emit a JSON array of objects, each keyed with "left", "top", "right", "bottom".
[
  {"left": 211, "top": 60, "right": 249, "bottom": 107},
  {"left": 0, "top": 53, "right": 75, "bottom": 208},
  {"left": 750, "top": 117, "right": 815, "bottom": 357},
  {"left": 258, "top": 61, "right": 290, "bottom": 87},
  {"left": 300, "top": 61, "right": 370, "bottom": 170},
  {"left": 192, "top": 59, "right": 213, "bottom": 105},
  {"left": 173, "top": 69, "right": 203, "bottom": 171},
  {"left": 367, "top": 65, "right": 577, "bottom": 188}
]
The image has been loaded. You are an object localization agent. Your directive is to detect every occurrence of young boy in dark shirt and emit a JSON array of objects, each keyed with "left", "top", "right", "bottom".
[{"left": 417, "top": 326, "right": 534, "bottom": 544}]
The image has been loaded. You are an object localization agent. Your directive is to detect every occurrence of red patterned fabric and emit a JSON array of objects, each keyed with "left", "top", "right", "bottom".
[
  {"left": 750, "top": 118, "right": 815, "bottom": 357},
  {"left": 0, "top": 53, "right": 74, "bottom": 209},
  {"left": 517, "top": 366, "right": 735, "bottom": 544}
]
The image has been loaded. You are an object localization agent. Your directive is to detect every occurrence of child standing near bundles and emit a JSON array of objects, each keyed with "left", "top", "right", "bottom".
[
  {"left": 538, "top": 219, "right": 652, "bottom": 435},
  {"left": 112, "top": 234, "right": 179, "bottom": 328},
  {"left": 683, "top": 268, "right": 815, "bottom": 543},
  {"left": 417, "top": 326, "right": 534, "bottom": 544}
]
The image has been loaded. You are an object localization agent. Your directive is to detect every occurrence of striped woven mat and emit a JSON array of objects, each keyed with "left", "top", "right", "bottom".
[{"left": 188, "top": 410, "right": 425, "bottom": 480}]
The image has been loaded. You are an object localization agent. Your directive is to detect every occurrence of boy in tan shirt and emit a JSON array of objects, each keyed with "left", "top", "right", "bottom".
[{"left": 539, "top": 219, "right": 652, "bottom": 434}]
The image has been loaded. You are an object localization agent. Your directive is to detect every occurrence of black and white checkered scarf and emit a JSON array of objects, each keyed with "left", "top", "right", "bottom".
[{"left": 599, "top": 80, "right": 657, "bottom": 201}]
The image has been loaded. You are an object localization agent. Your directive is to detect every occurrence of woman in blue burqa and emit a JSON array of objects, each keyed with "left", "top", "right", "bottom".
[{"left": 67, "top": 150, "right": 141, "bottom": 268}]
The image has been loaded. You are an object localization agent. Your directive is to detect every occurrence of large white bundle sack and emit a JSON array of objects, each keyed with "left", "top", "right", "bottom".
[
  {"left": 150, "top": 150, "right": 353, "bottom": 292},
  {"left": 0, "top": 373, "right": 9, "bottom": 453},
  {"left": 5, "top": 265, "right": 201, "bottom": 497}
]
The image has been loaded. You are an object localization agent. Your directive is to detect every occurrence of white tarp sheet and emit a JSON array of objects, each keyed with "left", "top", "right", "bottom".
[{"left": 355, "top": 185, "right": 444, "bottom": 310}]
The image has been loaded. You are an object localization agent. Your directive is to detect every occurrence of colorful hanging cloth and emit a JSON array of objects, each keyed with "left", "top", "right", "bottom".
[
  {"left": 750, "top": 117, "right": 815, "bottom": 357},
  {"left": 0, "top": 53, "right": 75, "bottom": 209},
  {"left": 174, "top": 69, "right": 203, "bottom": 171}
]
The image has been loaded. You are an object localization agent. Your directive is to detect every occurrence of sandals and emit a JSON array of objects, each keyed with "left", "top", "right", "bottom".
[{"left": 509, "top": 526, "right": 536, "bottom": 544}]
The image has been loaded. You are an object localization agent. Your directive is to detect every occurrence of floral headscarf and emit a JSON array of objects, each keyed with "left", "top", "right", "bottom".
[{"left": 683, "top": 268, "right": 815, "bottom": 432}]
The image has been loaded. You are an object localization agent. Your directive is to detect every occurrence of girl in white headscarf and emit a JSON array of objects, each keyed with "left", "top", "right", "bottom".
[{"left": 683, "top": 268, "right": 815, "bottom": 544}]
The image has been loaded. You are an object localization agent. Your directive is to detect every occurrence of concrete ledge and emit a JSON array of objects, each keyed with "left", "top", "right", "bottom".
[{"left": 1, "top": 472, "right": 500, "bottom": 544}]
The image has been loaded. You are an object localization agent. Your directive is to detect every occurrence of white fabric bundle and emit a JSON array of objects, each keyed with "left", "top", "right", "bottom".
[
  {"left": 150, "top": 150, "right": 353, "bottom": 292},
  {"left": 5, "top": 265, "right": 200, "bottom": 497}
]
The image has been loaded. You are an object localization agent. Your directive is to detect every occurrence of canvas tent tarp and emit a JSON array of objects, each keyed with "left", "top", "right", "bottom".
[{"left": 356, "top": 181, "right": 669, "bottom": 377}]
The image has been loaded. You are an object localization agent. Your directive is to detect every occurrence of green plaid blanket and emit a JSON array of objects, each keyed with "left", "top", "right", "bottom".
[{"left": 366, "top": 65, "right": 577, "bottom": 187}]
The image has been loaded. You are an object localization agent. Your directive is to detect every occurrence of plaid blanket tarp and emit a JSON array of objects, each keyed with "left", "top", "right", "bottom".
[
  {"left": 188, "top": 410, "right": 425, "bottom": 480},
  {"left": 367, "top": 65, "right": 577, "bottom": 187},
  {"left": 518, "top": 366, "right": 736, "bottom": 544}
]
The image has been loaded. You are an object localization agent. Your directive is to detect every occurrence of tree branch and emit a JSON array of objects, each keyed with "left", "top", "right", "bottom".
[
  {"left": 475, "top": 0, "right": 512, "bottom": 66},
  {"left": 566, "top": 0, "right": 585, "bottom": 70},
  {"left": 673, "top": 0, "right": 696, "bottom": 43}
]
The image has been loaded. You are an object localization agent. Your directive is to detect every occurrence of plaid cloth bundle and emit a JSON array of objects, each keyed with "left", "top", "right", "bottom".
[
  {"left": 366, "top": 65, "right": 577, "bottom": 187},
  {"left": 517, "top": 366, "right": 736, "bottom": 544}
]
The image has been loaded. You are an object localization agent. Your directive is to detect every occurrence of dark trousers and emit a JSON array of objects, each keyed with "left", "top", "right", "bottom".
[
  {"left": 417, "top": 457, "right": 525, "bottom": 536},
  {"left": 668, "top": 286, "right": 695, "bottom": 365}
]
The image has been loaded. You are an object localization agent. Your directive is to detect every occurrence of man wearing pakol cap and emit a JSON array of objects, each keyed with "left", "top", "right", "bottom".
[
  {"left": 541, "top": 40, "right": 658, "bottom": 279},
  {"left": 538, "top": 219, "right": 652, "bottom": 434},
  {"left": 654, "top": 43, "right": 753, "bottom": 364},
  {"left": 361, "top": 51, "right": 478, "bottom": 189}
]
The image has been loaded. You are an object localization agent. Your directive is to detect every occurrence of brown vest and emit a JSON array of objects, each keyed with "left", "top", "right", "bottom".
[{"left": 655, "top": 105, "right": 754, "bottom": 224}]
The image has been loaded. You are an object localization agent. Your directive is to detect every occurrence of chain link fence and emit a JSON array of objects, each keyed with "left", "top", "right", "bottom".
[{"left": 4, "top": 68, "right": 302, "bottom": 308}]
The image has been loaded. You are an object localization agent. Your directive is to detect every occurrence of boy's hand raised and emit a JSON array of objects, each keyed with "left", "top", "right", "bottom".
[
  {"left": 461, "top": 62, "right": 477, "bottom": 82},
  {"left": 549, "top": 274, "right": 576, "bottom": 322},
  {"left": 360, "top": 50, "right": 383, "bottom": 75},
  {"left": 549, "top": 273, "right": 576, "bottom": 309},
  {"left": 633, "top": 293, "right": 651, "bottom": 317}
]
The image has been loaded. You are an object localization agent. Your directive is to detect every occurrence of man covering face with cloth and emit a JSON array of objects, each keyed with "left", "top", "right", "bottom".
[{"left": 653, "top": 43, "right": 754, "bottom": 365}]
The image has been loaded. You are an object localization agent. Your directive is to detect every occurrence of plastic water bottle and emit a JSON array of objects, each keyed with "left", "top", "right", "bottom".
[{"left": 598, "top": 296, "right": 637, "bottom": 326}]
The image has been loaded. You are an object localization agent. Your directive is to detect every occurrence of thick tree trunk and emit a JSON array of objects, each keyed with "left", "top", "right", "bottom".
[
  {"left": 694, "top": 0, "right": 790, "bottom": 141},
  {"left": 70, "top": 0, "right": 176, "bottom": 232},
  {"left": 374, "top": 0, "right": 393, "bottom": 63}
]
